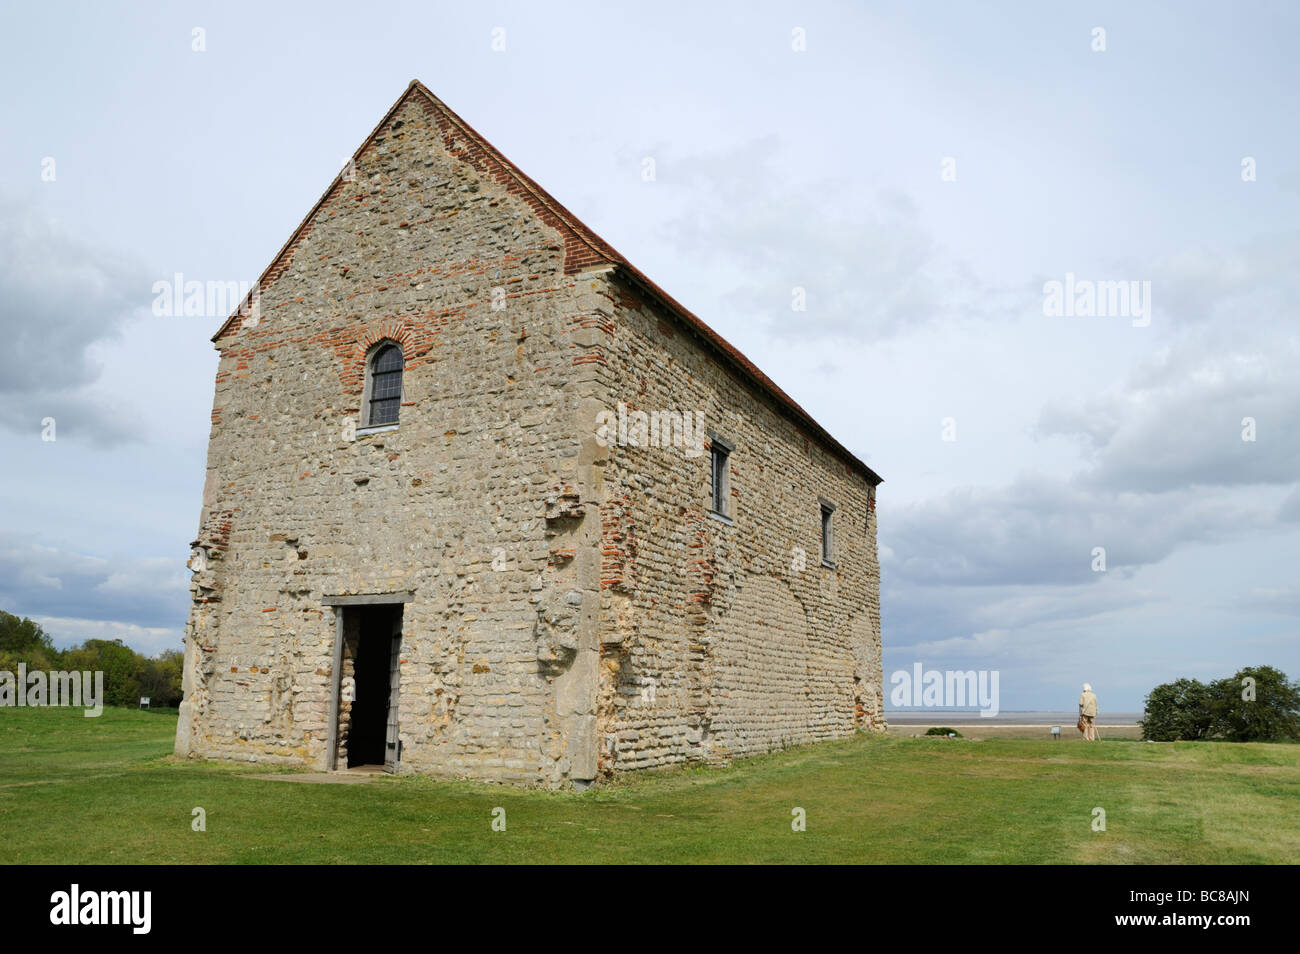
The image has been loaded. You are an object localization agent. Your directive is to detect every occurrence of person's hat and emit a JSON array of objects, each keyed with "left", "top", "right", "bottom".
[{"left": 1083, "top": 683, "right": 1092, "bottom": 691}]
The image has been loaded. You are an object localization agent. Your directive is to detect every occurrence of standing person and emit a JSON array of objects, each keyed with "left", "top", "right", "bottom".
[{"left": 1079, "top": 683, "right": 1099, "bottom": 741}]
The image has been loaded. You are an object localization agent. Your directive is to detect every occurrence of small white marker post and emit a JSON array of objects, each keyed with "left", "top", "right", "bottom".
[{"left": 1051, "top": 725, "right": 1061, "bottom": 741}]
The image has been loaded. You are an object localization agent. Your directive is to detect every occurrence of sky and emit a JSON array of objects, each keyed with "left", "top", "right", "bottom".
[{"left": 1, "top": 0, "right": 1296, "bottom": 712}]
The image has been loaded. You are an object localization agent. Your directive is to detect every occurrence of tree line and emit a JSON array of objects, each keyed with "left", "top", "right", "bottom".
[
  {"left": 0, "top": 610, "right": 183, "bottom": 709},
  {"left": 1141, "top": 665, "right": 1300, "bottom": 742}
]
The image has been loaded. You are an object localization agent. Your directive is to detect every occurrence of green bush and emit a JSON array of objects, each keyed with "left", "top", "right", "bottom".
[
  {"left": 924, "top": 727, "right": 962, "bottom": 738},
  {"left": 1208, "top": 666, "right": 1300, "bottom": 742},
  {"left": 1142, "top": 666, "right": 1300, "bottom": 742},
  {"left": 1141, "top": 678, "right": 1215, "bottom": 741},
  {"left": 0, "top": 610, "right": 61, "bottom": 671}
]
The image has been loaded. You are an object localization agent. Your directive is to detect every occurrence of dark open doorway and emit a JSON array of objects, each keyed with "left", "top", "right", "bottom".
[{"left": 345, "top": 604, "right": 402, "bottom": 770}]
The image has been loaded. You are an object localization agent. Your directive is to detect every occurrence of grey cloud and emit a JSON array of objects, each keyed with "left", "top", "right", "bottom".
[
  {"left": 1279, "top": 485, "right": 1300, "bottom": 522},
  {"left": 879, "top": 581, "right": 1177, "bottom": 712},
  {"left": 0, "top": 531, "right": 189, "bottom": 632},
  {"left": 882, "top": 568, "right": 1166, "bottom": 657},
  {"left": 0, "top": 197, "right": 149, "bottom": 443},
  {"left": 883, "top": 476, "right": 1293, "bottom": 588},
  {"left": 1231, "top": 583, "right": 1300, "bottom": 616},
  {"left": 1036, "top": 337, "right": 1300, "bottom": 493},
  {"left": 0, "top": 391, "right": 140, "bottom": 446},
  {"left": 1149, "top": 233, "right": 1300, "bottom": 329},
  {"left": 966, "top": 583, "right": 1168, "bottom": 634}
]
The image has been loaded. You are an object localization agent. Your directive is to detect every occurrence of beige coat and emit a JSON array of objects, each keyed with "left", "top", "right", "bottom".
[{"left": 1079, "top": 690, "right": 1098, "bottom": 718}]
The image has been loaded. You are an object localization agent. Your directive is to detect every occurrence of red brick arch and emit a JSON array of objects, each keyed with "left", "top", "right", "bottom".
[{"left": 334, "top": 323, "right": 428, "bottom": 398}]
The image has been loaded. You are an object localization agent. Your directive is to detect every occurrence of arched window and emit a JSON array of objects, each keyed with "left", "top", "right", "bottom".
[{"left": 365, "top": 343, "right": 403, "bottom": 426}]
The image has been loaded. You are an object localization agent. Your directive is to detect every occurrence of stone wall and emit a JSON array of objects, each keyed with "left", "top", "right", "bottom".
[{"left": 589, "top": 275, "right": 885, "bottom": 774}]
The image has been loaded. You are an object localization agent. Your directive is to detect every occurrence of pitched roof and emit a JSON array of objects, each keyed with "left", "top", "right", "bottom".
[{"left": 213, "top": 80, "right": 882, "bottom": 486}]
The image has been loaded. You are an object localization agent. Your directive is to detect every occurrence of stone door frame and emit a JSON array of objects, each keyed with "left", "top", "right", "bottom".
[{"left": 321, "top": 592, "right": 415, "bottom": 771}]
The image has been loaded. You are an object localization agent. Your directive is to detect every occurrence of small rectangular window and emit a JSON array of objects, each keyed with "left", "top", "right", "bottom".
[
  {"left": 710, "top": 441, "right": 731, "bottom": 517},
  {"left": 821, "top": 502, "right": 835, "bottom": 565}
]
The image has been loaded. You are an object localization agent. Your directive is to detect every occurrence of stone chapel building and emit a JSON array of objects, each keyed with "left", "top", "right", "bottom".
[{"left": 174, "top": 80, "right": 885, "bottom": 788}]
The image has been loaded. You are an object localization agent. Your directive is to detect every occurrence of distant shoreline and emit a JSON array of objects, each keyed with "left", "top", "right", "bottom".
[
  {"left": 886, "top": 711, "right": 1142, "bottom": 726},
  {"left": 883, "top": 712, "right": 1144, "bottom": 739},
  {"left": 888, "top": 723, "right": 1140, "bottom": 729}
]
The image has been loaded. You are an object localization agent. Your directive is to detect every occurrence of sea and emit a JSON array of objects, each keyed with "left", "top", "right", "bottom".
[{"left": 885, "top": 710, "right": 1143, "bottom": 725}]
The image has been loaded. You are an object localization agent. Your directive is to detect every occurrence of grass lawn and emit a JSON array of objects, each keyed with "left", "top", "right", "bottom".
[{"left": 1, "top": 706, "right": 1297, "bottom": 864}]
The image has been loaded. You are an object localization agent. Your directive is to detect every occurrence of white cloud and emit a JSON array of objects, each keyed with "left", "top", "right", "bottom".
[
  {"left": 908, "top": 627, "right": 1010, "bottom": 658},
  {"left": 32, "top": 615, "right": 182, "bottom": 656},
  {"left": 645, "top": 138, "right": 1018, "bottom": 343}
]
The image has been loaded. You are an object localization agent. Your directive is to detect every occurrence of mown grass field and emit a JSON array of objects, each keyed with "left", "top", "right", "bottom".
[{"left": 1, "top": 706, "right": 1297, "bottom": 864}]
